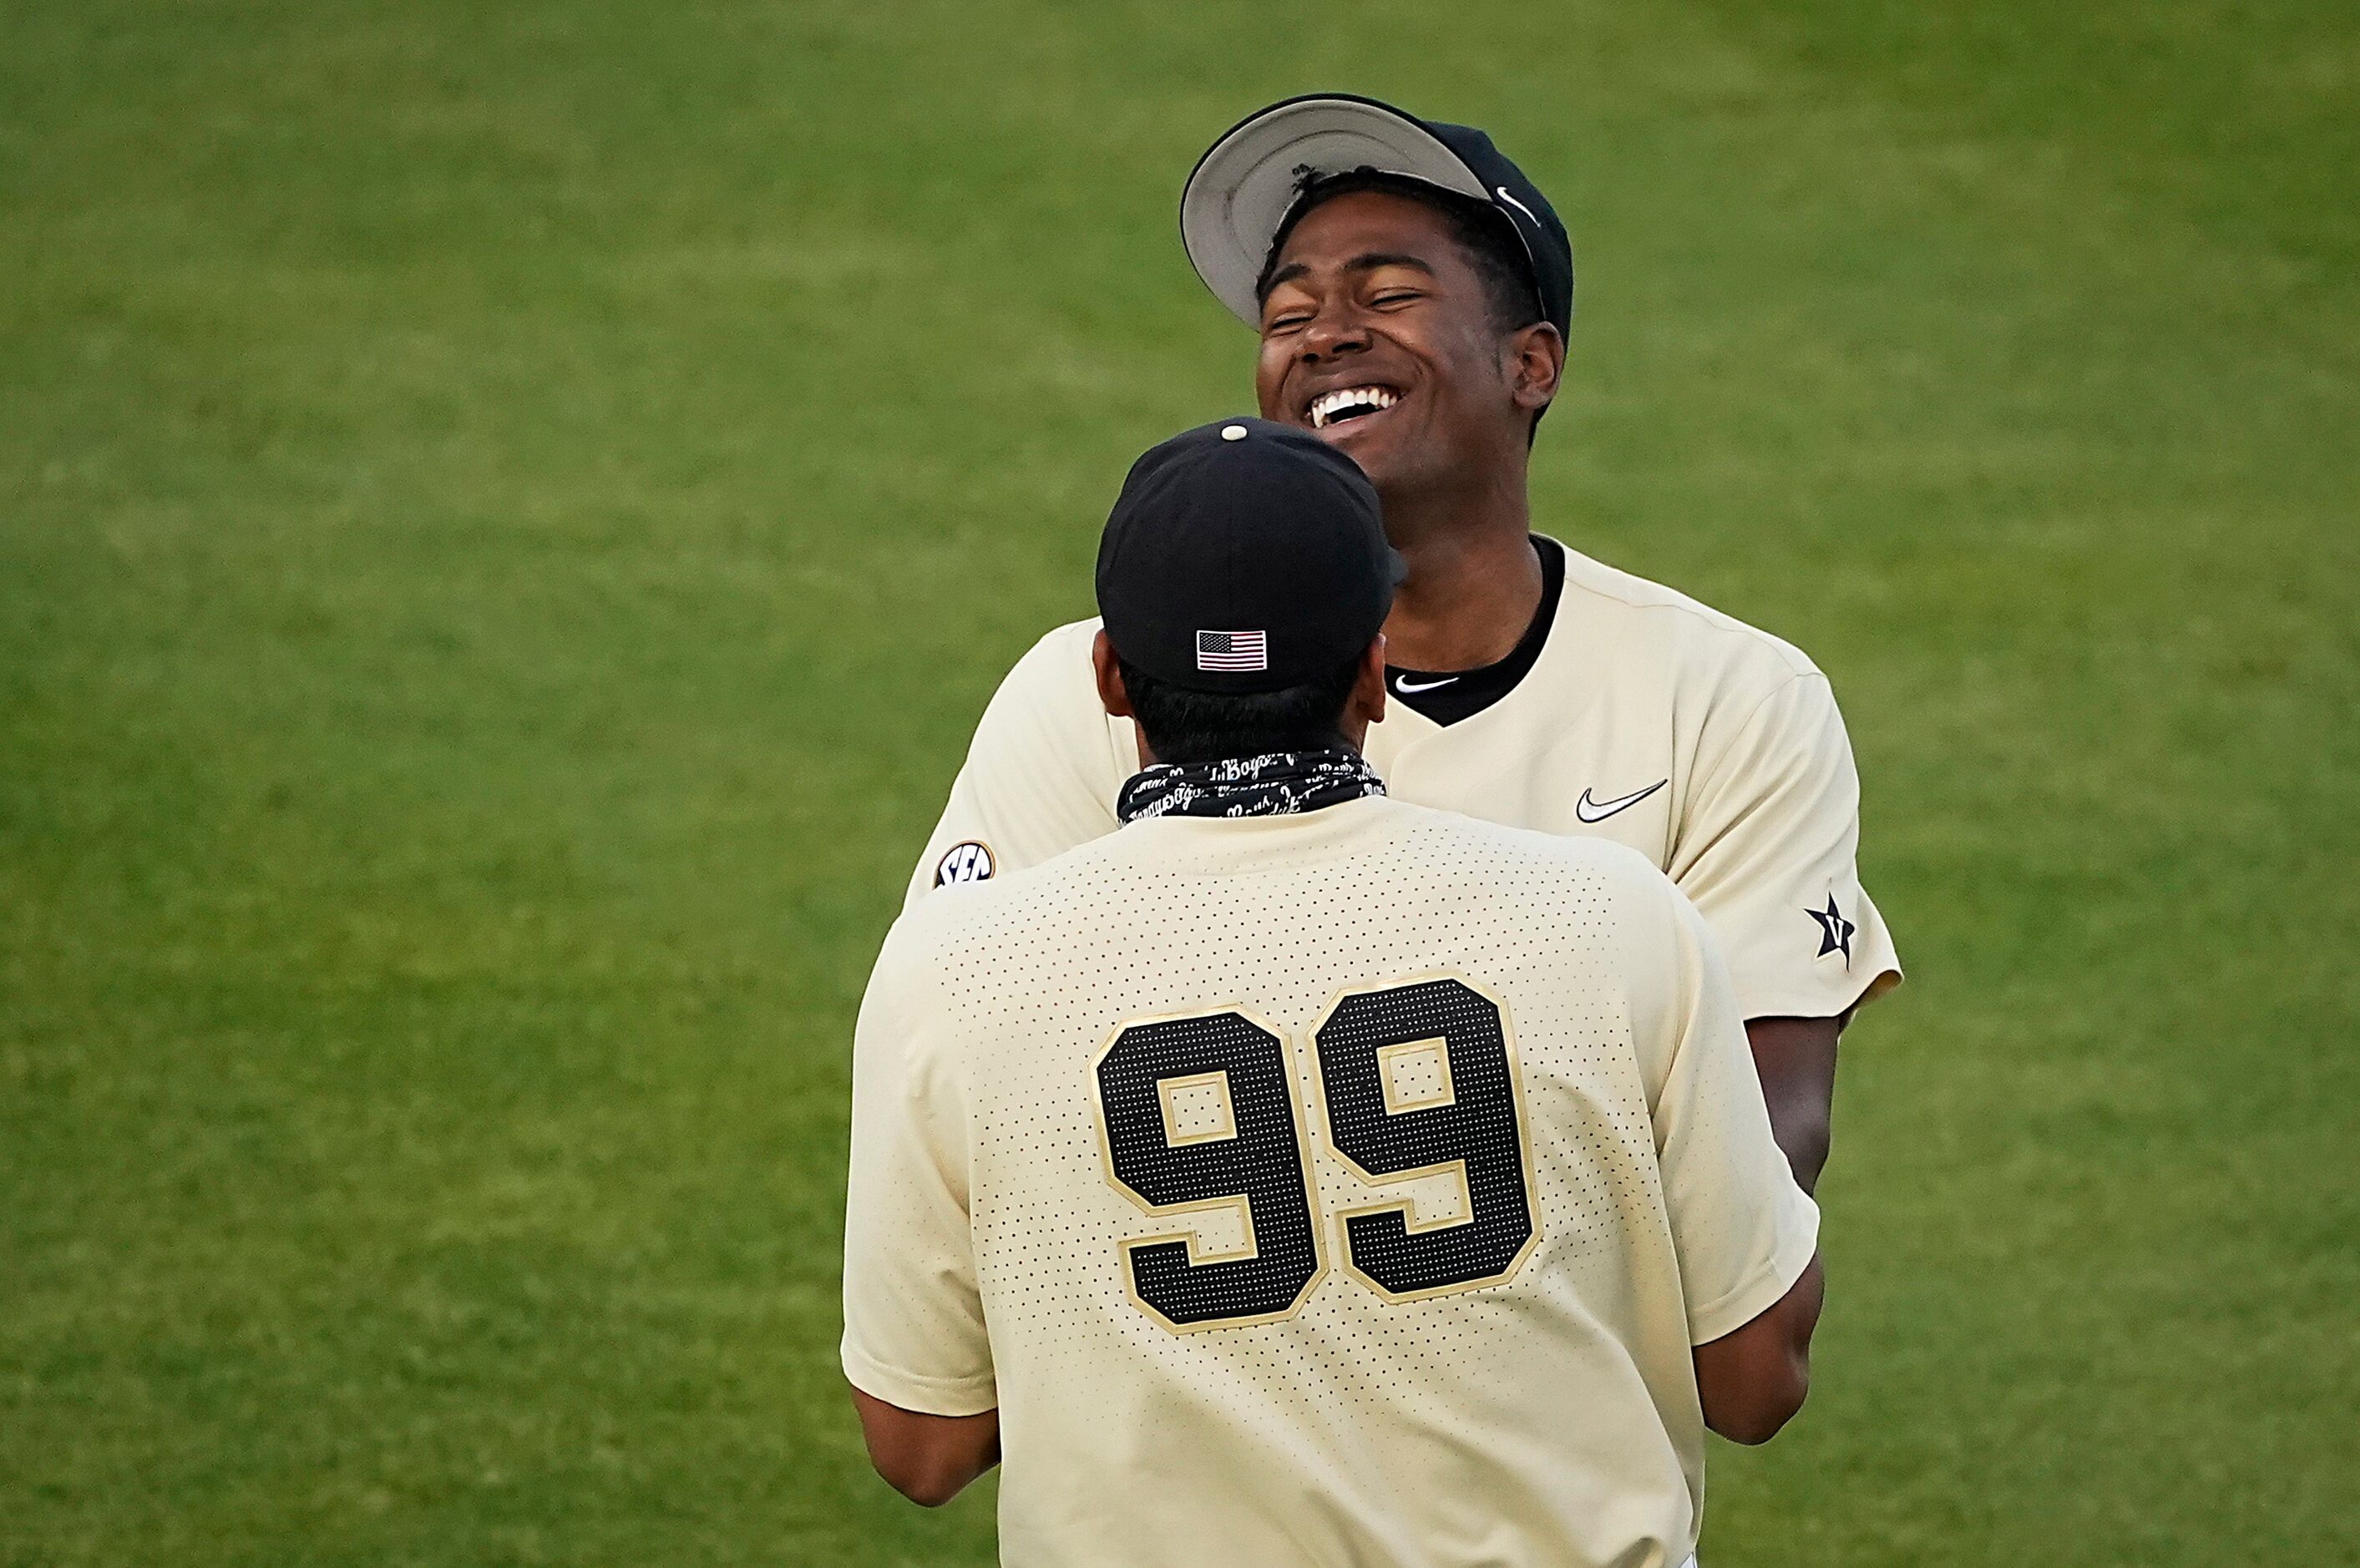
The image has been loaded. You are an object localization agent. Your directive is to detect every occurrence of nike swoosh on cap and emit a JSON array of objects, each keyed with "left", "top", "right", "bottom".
[
  {"left": 1574, "top": 780, "right": 1668, "bottom": 823},
  {"left": 1393, "top": 674, "right": 1460, "bottom": 693}
]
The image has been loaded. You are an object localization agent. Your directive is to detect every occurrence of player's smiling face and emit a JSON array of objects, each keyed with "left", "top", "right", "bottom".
[{"left": 1253, "top": 190, "right": 1552, "bottom": 501}]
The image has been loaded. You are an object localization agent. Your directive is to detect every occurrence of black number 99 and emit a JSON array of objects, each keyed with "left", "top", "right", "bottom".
[{"left": 1092, "top": 975, "right": 1535, "bottom": 1331}]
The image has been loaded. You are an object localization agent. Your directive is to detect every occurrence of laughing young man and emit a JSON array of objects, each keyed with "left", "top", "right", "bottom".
[{"left": 904, "top": 95, "right": 1901, "bottom": 1192}]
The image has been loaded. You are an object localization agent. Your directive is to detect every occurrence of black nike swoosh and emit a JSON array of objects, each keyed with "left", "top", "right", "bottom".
[{"left": 1574, "top": 780, "right": 1668, "bottom": 823}]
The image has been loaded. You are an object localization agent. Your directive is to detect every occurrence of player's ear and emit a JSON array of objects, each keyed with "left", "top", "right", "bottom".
[
  {"left": 1091, "top": 630, "right": 1134, "bottom": 720},
  {"left": 1506, "top": 321, "right": 1563, "bottom": 416},
  {"left": 1345, "top": 634, "right": 1388, "bottom": 735}
]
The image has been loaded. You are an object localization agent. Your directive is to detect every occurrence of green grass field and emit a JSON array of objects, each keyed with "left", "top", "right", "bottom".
[{"left": 5, "top": 2, "right": 2356, "bottom": 1562}]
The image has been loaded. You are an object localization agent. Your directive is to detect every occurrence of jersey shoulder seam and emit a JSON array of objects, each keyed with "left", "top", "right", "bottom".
[
  {"left": 1691, "top": 666, "right": 1835, "bottom": 790},
  {"left": 1544, "top": 539, "right": 1822, "bottom": 680}
]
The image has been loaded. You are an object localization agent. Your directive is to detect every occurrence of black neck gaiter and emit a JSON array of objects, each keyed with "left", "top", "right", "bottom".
[{"left": 1115, "top": 748, "right": 1386, "bottom": 824}]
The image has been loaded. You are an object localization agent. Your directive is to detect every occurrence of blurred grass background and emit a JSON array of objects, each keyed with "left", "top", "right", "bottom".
[{"left": 3, "top": 1, "right": 2355, "bottom": 1562}]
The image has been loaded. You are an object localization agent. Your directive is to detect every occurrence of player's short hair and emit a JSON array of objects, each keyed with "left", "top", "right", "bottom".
[
  {"left": 1253, "top": 168, "right": 1544, "bottom": 336},
  {"left": 1117, "top": 650, "right": 1365, "bottom": 766}
]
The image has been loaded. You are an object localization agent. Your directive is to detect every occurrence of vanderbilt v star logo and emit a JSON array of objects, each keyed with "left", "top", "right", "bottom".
[{"left": 1574, "top": 779, "right": 1668, "bottom": 823}]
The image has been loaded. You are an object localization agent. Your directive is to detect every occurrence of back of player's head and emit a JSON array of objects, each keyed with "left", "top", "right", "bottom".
[
  {"left": 1096, "top": 418, "right": 1400, "bottom": 763},
  {"left": 1112, "top": 652, "right": 1369, "bottom": 766}
]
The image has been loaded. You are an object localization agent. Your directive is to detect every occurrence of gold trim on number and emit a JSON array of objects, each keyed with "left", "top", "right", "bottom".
[
  {"left": 1090, "top": 1004, "right": 1329, "bottom": 1335},
  {"left": 1305, "top": 970, "right": 1542, "bottom": 1306}
]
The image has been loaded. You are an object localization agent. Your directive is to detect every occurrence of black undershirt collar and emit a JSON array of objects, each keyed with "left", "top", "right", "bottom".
[{"left": 1384, "top": 536, "right": 1564, "bottom": 726}]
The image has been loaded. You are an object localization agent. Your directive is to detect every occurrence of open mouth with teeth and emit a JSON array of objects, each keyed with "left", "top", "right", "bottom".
[{"left": 1307, "top": 385, "right": 1401, "bottom": 431}]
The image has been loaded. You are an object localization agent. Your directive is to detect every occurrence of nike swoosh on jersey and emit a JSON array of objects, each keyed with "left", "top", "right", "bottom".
[
  {"left": 1393, "top": 674, "right": 1461, "bottom": 694},
  {"left": 1574, "top": 780, "right": 1668, "bottom": 823}
]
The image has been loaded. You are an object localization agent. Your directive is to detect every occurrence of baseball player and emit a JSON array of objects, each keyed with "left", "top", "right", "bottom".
[
  {"left": 907, "top": 95, "right": 1900, "bottom": 1193},
  {"left": 844, "top": 419, "right": 1824, "bottom": 1566}
]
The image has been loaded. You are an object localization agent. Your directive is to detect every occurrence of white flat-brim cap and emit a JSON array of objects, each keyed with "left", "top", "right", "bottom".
[{"left": 1181, "top": 95, "right": 1493, "bottom": 329}]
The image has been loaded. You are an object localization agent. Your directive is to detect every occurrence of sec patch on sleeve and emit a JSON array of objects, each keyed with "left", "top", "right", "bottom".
[{"left": 934, "top": 841, "right": 996, "bottom": 887}]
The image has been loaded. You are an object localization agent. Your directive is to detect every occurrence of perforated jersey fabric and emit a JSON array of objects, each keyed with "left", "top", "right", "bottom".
[
  {"left": 904, "top": 538, "right": 1902, "bottom": 1025},
  {"left": 845, "top": 796, "right": 1818, "bottom": 1568}
]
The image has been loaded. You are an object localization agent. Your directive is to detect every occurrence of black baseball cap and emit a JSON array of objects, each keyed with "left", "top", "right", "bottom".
[
  {"left": 1180, "top": 94, "right": 1573, "bottom": 341},
  {"left": 1096, "top": 418, "right": 1401, "bottom": 695}
]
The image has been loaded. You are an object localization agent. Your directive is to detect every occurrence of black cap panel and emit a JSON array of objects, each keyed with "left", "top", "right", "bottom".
[
  {"left": 1418, "top": 119, "right": 1573, "bottom": 338},
  {"left": 1096, "top": 420, "right": 1397, "bottom": 695}
]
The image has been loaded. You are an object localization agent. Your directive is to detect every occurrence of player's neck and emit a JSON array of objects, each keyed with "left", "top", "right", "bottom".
[{"left": 1379, "top": 473, "right": 1543, "bottom": 672}]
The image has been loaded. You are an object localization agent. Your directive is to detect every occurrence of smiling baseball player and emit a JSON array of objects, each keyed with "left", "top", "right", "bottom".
[{"left": 907, "top": 94, "right": 1900, "bottom": 1192}]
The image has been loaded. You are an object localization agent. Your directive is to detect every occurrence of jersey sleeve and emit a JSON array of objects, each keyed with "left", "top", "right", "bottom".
[
  {"left": 1632, "top": 873, "right": 1823, "bottom": 1346},
  {"left": 904, "top": 621, "right": 1128, "bottom": 909},
  {"left": 1668, "top": 670, "right": 1902, "bottom": 1022},
  {"left": 839, "top": 918, "right": 997, "bottom": 1416}
]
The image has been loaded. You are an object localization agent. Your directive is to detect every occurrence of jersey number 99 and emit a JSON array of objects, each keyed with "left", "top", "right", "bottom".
[{"left": 1093, "top": 975, "right": 1536, "bottom": 1332}]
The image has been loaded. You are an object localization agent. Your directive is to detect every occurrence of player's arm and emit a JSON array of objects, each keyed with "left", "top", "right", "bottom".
[
  {"left": 904, "top": 622, "right": 1127, "bottom": 908},
  {"left": 1693, "top": 1253, "right": 1823, "bottom": 1444},
  {"left": 839, "top": 918, "right": 1000, "bottom": 1505},
  {"left": 1671, "top": 670, "right": 1901, "bottom": 1192},
  {"left": 1745, "top": 1016, "right": 1839, "bottom": 1195},
  {"left": 848, "top": 1389, "right": 1000, "bottom": 1507},
  {"left": 1629, "top": 862, "right": 1827, "bottom": 1444}
]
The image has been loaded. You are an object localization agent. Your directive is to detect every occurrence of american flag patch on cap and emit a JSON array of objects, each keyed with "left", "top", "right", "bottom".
[{"left": 1196, "top": 629, "right": 1269, "bottom": 671}]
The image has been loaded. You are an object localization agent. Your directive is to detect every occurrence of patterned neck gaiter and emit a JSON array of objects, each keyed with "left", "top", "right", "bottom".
[{"left": 1115, "top": 748, "right": 1386, "bottom": 824}]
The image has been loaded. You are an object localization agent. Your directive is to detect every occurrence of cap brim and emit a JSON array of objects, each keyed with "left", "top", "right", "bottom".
[{"left": 1181, "top": 94, "right": 1489, "bottom": 329}]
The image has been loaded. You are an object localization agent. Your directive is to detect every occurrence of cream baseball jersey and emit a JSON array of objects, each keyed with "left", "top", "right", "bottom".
[
  {"left": 909, "top": 540, "right": 1900, "bottom": 1023},
  {"left": 844, "top": 795, "right": 1819, "bottom": 1567}
]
